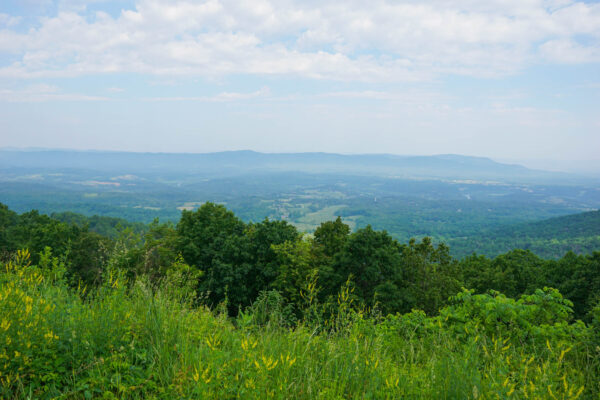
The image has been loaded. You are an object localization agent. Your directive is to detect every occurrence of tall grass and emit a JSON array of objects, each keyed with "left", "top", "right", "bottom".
[{"left": 0, "top": 249, "right": 597, "bottom": 399}]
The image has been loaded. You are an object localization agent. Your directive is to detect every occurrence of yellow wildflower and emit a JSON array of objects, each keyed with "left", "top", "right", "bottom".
[
  {"left": 507, "top": 385, "right": 515, "bottom": 396},
  {"left": 0, "top": 319, "right": 10, "bottom": 331}
]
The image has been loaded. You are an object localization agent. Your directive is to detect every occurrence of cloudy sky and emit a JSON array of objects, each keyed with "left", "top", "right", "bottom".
[{"left": 0, "top": 0, "right": 599, "bottom": 170}]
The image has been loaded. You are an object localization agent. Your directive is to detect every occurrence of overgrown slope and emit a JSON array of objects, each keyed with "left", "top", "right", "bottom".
[
  {"left": 1, "top": 250, "right": 598, "bottom": 399},
  {"left": 449, "top": 210, "right": 600, "bottom": 259}
]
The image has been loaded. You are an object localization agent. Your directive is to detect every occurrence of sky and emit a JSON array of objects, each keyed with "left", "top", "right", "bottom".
[{"left": 0, "top": 0, "right": 599, "bottom": 172}]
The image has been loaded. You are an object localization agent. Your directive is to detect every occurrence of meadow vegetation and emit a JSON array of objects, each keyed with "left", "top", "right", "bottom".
[{"left": 0, "top": 202, "right": 599, "bottom": 398}]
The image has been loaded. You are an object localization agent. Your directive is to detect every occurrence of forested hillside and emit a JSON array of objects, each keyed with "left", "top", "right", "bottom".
[
  {"left": 51, "top": 211, "right": 148, "bottom": 239},
  {"left": 449, "top": 210, "right": 600, "bottom": 259},
  {"left": 1, "top": 202, "right": 599, "bottom": 398}
]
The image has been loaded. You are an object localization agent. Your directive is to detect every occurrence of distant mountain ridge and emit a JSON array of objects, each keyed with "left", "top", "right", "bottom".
[{"left": 0, "top": 149, "right": 589, "bottom": 184}]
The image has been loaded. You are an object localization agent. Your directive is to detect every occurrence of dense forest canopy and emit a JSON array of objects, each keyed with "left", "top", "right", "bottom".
[{"left": 448, "top": 210, "right": 600, "bottom": 259}]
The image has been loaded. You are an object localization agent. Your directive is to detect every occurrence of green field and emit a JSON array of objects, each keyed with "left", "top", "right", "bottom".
[{"left": 292, "top": 205, "right": 358, "bottom": 232}]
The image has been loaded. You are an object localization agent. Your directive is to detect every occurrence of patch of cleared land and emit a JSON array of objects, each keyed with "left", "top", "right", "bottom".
[{"left": 292, "top": 205, "right": 358, "bottom": 232}]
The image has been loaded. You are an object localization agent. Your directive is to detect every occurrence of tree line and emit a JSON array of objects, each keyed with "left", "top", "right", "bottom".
[{"left": 1, "top": 201, "right": 598, "bottom": 322}]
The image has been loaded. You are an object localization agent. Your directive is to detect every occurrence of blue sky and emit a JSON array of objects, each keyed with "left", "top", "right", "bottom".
[{"left": 0, "top": 0, "right": 599, "bottom": 172}]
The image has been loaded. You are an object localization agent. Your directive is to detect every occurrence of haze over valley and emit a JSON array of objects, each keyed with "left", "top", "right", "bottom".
[{"left": 1, "top": 148, "right": 599, "bottom": 258}]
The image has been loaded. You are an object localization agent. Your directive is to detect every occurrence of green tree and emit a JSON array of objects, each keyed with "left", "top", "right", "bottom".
[
  {"left": 115, "top": 219, "right": 180, "bottom": 283},
  {"left": 271, "top": 237, "right": 314, "bottom": 309},
  {"left": 400, "top": 237, "right": 460, "bottom": 315},
  {"left": 312, "top": 217, "right": 351, "bottom": 299},
  {"left": 176, "top": 202, "right": 246, "bottom": 269},
  {"left": 244, "top": 219, "right": 300, "bottom": 304},
  {"left": 0, "top": 203, "right": 18, "bottom": 259},
  {"left": 67, "top": 230, "right": 112, "bottom": 285},
  {"left": 332, "top": 225, "right": 403, "bottom": 311},
  {"left": 460, "top": 249, "right": 548, "bottom": 299},
  {"left": 546, "top": 251, "right": 600, "bottom": 321},
  {"left": 313, "top": 216, "right": 350, "bottom": 259},
  {"left": 176, "top": 203, "right": 247, "bottom": 308}
]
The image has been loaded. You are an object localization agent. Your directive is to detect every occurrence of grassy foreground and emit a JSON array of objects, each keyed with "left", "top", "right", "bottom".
[{"left": 1, "top": 250, "right": 598, "bottom": 399}]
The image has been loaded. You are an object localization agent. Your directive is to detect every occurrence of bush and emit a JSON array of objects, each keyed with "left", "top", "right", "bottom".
[{"left": 1, "top": 249, "right": 598, "bottom": 399}]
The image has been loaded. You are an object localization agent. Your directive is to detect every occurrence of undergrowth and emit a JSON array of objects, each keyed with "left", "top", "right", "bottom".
[{"left": 1, "top": 249, "right": 598, "bottom": 399}]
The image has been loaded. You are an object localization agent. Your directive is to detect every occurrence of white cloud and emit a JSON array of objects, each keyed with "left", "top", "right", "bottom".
[
  {"left": 539, "top": 39, "right": 600, "bottom": 63},
  {"left": 0, "top": 13, "right": 22, "bottom": 27},
  {"left": 0, "top": 84, "right": 109, "bottom": 102},
  {"left": 0, "top": 0, "right": 598, "bottom": 81},
  {"left": 145, "top": 86, "right": 270, "bottom": 101},
  {"left": 317, "top": 90, "right": 451, "bottom": 108}
]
